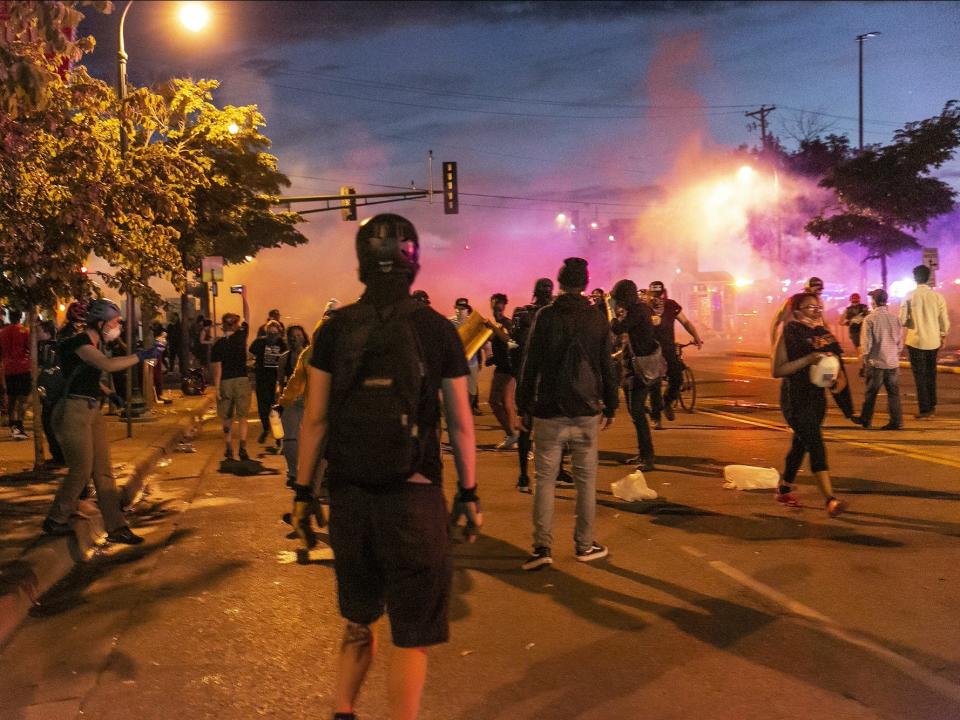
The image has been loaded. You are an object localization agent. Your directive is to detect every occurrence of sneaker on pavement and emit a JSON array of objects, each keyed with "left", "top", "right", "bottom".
[
  {"left": 257, "top": 430, "right": 269, "bottom": 444},
  {"left": 575, "top": 542, "right": 608, "bottom": 562},
  {"left": 106, "top": 526, "right": 144, "bottom": 545},
  {"left": 654, "top": 419, "right": 664, "bottom": 430},
  {"left": 521, "top": 546, "right": 552, "bottom": 571},
  {"left": 776, "top": 491, "right": 802, "bottom": 508},
  {"left": 516, "top": 476, "right": 532, "bottom": 494},
  {"left": 496, "top": 435, "right": 519, "bottom": 450},
  {"left": 12, "top": 428, "right": 28, "bottom": 440},
  {"left": 879, "top": 423, "right": 902, "bottom": 430},
  {"left": 42, "top": 517, "right": 73, "bottom": 536},
  {"left": 238, "top": 447, "right": 250, "bottom": 462},
  {"left": 556, "top": 469, "right": 575, "bottom": 486}
]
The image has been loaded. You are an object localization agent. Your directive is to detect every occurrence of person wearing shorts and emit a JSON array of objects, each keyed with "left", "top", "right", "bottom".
[
  {"left": 0, "top": 310, "right": 31, "bottom": 439},
  {"left": 210, "top": 286, "right": 252, "bottom": 462},
  {"left": 295, "top": 214, "right": 479, "bottom": 720}
]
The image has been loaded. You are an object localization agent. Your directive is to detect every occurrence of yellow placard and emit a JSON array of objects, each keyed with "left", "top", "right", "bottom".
[{"left": 457, "top": 311, "right": 492, "bottom": 360}]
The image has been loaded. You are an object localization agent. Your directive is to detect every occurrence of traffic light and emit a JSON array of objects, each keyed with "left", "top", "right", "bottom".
[
  {"left": 340, "top": 186, "right": 357, "bottom": 221},
  {"left": 442, "top": 161, "right": 458, "bottom": 215}
]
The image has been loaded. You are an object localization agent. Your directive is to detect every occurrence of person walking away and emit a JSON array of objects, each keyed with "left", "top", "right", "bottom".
[
  {"left": 486, "top": 293, "right": 519, "bottom": 450},
  {"left": 294, "top": 214, "right": 479, "bottom": 720},
  {"left": 43, "top": 299, "right": 164, "bottom": 542},
  {"left": 249, "top": 319, "right": 286, "bottom": 445},
  {"left": 210, "top": 287, "right": 252, "bottom": 462},
  {"left": 646, "top": 281, "right": 702, "bottom": 425},
  {"left": 517, "top": 258, "right": 618, "bottom": 570},
  {"left": 610, "top": 280, "right": 657, "bottom": 471},
  {"left": 855, "top": 289, "right": 903, "bottom": 430},
  {"left": 36, "top": 320, "right": 66, "bottom": 465},
  {"left": 0, "top": 309, "right": 31, "bottom": 439},
  {"left": 772, "top": 292, "right": 846, "bottom": 517},
  {"left": 900, "top": 264, "right": 950, "bottom": 419},
  {"left": 839, "top": 293, "right": 869, "bottom": 352}
]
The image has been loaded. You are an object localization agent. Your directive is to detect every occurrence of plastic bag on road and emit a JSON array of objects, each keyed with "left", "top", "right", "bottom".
[
  {"left": 611, "top": 471, "right": 658, "bottom": 501},
  {"left": 722, "top": 464, "right": 779, "bottom": 490}
]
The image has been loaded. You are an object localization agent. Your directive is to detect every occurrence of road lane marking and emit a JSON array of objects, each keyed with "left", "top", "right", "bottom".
[
  {"left": 699, "top": 406, "right": 960, "bottom": 470},
  {"left": 677, "top": 547, "right": 960, "bottom": 703}
]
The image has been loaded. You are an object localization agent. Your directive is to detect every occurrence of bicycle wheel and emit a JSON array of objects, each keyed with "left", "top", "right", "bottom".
[{"left": 678, "top": 367, "right": 696, "bottom": 412}]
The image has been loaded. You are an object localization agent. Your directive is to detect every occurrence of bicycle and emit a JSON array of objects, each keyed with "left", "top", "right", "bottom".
[{"left": 676, "top": 342, "right": 697, "bottom": 412}]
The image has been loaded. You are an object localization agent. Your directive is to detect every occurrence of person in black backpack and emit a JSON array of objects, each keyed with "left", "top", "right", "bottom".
[
  {"left": 517, "top": 258, "right": 618, "bottom": 571},
  {"left": 294, "top": 214, "right": 479, "bottom": 720}
]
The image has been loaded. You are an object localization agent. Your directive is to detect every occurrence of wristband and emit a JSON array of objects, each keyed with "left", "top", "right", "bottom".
[
  {"left": 293, "top": 484, "right": 313, "bottom": 503},
  {"left": 458, "top": 486, "right": 478, "bottom": 503}
]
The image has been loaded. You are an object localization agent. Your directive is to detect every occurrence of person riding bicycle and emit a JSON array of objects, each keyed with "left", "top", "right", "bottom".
[{"left": 646, "top": 281, "right": 702, "bottom": 425}]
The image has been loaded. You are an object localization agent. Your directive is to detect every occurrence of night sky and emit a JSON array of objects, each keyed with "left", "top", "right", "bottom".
[{"left": 78, "top": 1, "right": 960, "bottom": 323}]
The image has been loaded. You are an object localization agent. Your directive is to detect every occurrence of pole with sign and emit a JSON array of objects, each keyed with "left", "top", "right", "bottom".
[{"left": 922, "top": 248, "right": 939, "bottom": 286}]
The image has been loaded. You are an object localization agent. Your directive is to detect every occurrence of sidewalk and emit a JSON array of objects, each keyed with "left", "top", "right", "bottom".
[{"left": 0, "top": 392, "right": 213, "bottom": 647}]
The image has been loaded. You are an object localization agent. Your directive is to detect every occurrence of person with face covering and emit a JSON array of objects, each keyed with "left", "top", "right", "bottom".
[
  {"left": 646, "top": 280, "right": 702, "bottom": 426},
  {"left": 772, "top": 292, "right": 846, "bottom": 517},
  {"left": 295, "top": 214, "right": 479, "bottom": 720},
  {"left": 249, "top": 319, "right": 287, "bottom": 445},
  {"left": 42, "top": 299, "right": 165, "bottom": 543}
]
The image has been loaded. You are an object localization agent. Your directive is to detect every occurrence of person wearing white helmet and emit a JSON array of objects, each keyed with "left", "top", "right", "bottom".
[
  {"left": 771, "top": 292, "right": 847, "bottom": 517},
  {"left": 43, "top": 298, "right": 165, "bottom": 544}
]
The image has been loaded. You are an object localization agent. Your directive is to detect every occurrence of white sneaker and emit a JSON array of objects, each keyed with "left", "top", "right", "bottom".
[
  {"left": 496, "top": 435, "right": 519, "bottom": 450},
  {"left": 12, "top": 428, "right": 28, "bottom": 441}
]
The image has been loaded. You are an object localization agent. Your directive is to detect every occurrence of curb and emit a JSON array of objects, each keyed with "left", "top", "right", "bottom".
[
  {"left": 0, "top": 397, "right": 212, "bottom": 649},
  {"left": 727, "top": 351, "right": 960, "bottom": 374}
]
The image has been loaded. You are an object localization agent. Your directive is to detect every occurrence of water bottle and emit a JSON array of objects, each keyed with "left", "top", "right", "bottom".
[{"left": 269, "top": 408, "right": 284, "bottom": 440}]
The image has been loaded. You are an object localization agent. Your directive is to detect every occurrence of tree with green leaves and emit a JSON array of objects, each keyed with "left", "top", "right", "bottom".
[{"left": 806, "top": 101, "right": 960, "bottom": 288}]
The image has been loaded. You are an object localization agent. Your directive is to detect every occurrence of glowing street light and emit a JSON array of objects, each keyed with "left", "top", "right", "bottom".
[
  {"left": 590, "top": 221, "right": 599, "bottom": 230},
  {"left": 244, "top": 255, "right": 254, "bottom": 262},
  {"left": 735, "top": 277, "right": 754, "bottom": 288},
  {"left": 555, "top": 212, "right": 567, "bottom": 224},
  {"left": 607, "top": 234, "right": 615, "bottom": 242},
  {"left": 736, "top": 165, "right": 754, "bottom": 183},
  {"left": 178, "top": 2, "right": 210, "bottom": 32}
]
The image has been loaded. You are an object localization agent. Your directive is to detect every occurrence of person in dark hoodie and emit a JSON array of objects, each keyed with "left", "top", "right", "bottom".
[{"left": 516, "top": 257, "right": 619, "bottom": 570}]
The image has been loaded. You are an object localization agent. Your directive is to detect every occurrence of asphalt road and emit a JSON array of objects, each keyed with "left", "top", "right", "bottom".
[{"left": 1, "top": 353, "right": 959, "bottom": 720}]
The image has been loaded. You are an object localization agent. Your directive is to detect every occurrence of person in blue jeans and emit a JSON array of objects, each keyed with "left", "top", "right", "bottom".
[{"left": 516, "top": 257, "right": 619, "bottom": 570}]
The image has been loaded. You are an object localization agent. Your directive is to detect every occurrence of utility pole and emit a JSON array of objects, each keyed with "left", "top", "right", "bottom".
[
  {"left": 857, "top": 32, "right": 881, "bottom": 150},
  {"left": 745, "top": 105, "right": 776, "bottom": 151}
]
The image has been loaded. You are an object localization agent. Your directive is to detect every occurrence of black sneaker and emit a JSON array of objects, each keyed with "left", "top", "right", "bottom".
[
  {"left": 575, "top": 542, "right": 608, "bottom": 563},
  {"left": 257, "top": 430, "right": 269, "bottom": 444},
  {"left": 555, "top": 469, "right": 575, "bottom": 486},
  {"left": 42, "top": 517, "right": 73, "bottom": 536},
  {"left": 879, "top": 423, "right": 902, "bottom": 430},
  {"left": 224, "top": 448, "right": 234, "bottom": 461},
  {"left": 238, "top": 447, "right": 250, "bottom": 462},
  {"left": 516, "top": 476, "right": 532, "bottom": 494},
  {"left": 106, "top": 526, "right": 144, "bottom": 545},
  {"left": 522, "top": 546, "right": 552, "bottom": 571}
]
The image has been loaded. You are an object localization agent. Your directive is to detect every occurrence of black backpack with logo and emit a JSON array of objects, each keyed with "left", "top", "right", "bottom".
[
  {"left": 326, "top": 298, "right": 427, "bottom": 485},
  {"left": 553, "top": 310, "right": 603, "bottom": 417}
]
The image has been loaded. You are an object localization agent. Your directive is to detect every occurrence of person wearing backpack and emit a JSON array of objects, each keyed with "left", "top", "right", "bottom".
[
  {"left": 517, "top": 258, "right": 619, "bottom": 570},
  {"left": 42, "top": 299, "right": 165, "bottom": 543},
  {"left": 294, "top": 214, "right": 479, "bottom": 720}
]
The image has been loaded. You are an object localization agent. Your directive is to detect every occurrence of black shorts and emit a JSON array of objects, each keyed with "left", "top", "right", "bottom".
[
  {"left": 328, "top": 482, "right": 452, "bottom": 648},
  {"left": 5, "top": 372, "right": 31, "bottom": 398}
]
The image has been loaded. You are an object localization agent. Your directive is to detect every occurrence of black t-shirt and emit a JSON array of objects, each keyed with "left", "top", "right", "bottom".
[
  {"left": 610, "top": 302, "right": 658, "bottom": 357},
  {"left": 782, "top": 320, "right": 842, "bottom": 397},
  {"left": 843, "top": 304, "right": 869, "bottom": 326},
  {"left": 210, "top": 323, "right": 249, "bottom": 380},
  {"left": 490, "top": 315, "right": 513, "bottom": 374},
  {"left": 650, "top": 298, "right": 682, "bottom": 347},
  {"left": 249, "top": 336, "right": 287, "bottom": 375},
  {"left": 58, "top": 333, "right": 104, "bottom": 398},
  {"left": 311, "top": 303, "right": 469, "bottom": 486}
]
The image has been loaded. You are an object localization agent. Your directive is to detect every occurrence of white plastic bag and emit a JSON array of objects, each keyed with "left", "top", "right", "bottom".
[
  {"left": 611, "top": 471, "right": 658, "bottom": 501},
  {"left": 722, "top": 464, "right": 780, "bottom": 490}
]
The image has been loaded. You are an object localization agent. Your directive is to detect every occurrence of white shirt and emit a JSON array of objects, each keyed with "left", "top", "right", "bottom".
[{"left": 899, "top": 284, "right": 950, "bottom": 351}]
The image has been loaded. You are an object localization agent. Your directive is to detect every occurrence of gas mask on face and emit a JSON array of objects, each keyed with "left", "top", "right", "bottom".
[{"left": 102, "top": 325, "right": 121, "bottom": 343}]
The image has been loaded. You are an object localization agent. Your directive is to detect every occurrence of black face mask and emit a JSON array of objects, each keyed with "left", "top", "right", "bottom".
[{"left": 362, "top": 273, "right": 413, "bottom": 308}]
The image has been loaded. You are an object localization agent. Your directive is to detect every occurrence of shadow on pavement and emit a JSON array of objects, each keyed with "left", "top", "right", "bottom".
[{"left": 452, "top": 536, "right": 957, "bottom": 720}]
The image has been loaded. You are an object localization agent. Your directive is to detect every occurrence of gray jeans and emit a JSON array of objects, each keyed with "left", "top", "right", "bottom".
[
  {"left": 531, "top": 415, "right": 600, "bottom": 552},
  {"left": 49, "top": 397, "right": 127, "bottom": 532}
]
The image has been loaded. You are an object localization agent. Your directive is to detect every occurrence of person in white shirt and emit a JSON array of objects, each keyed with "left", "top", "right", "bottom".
[{"left": 899, "top": 265, "right": 950, "bottom": 419}]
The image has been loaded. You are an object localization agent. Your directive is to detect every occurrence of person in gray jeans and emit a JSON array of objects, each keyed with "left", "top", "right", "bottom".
[
  {"left": 44, "top": 299, "right": 164, "bottom": 544},
  {"left": 516, "top": 258, "right": 619, "bottom": 570},
  {"left": 855, "top": 289, "right": 903, "bottom": 430}
]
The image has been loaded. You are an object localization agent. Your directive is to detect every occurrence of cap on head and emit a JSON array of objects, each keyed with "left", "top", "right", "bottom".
[
  {"left": 356, "top": 213, "right": 420, "bottom": 283},
  {"left": 412, "top": 289, "right": 431, "bottom": 305},
  {"left": 807, "top": 276, "right": 824, "bottom": 291},
  {"left": 557, "top": 257, "right": 589, "bottom": 290},
  {"left": 454, "top": 297, "right": 470, "bottom": 310},
  {"left": 868, "top": 288, "right": 888, "bottom": 305}
]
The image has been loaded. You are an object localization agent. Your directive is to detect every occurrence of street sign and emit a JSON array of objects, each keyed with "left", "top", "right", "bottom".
[{"left": 201, "top": 256, "right": 224, "bottom": 283}]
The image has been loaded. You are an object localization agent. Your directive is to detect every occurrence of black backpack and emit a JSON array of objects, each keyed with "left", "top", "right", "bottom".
[{"left": 326, "top": 298, "right": 427, "bottom": 485}]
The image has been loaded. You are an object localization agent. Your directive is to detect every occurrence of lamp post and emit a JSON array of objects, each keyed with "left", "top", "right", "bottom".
[
  {"left": 857, "top": 31, "right": 881, "bottom": 150},
  {"left": 116, "top": 1, "right": 209, "bottom": 436}
]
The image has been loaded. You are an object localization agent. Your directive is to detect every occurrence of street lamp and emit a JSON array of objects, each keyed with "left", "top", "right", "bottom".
[
  {"left": 117, "top": 1, "right": 209, "bottom": 434},
  {"left": 856, "top": 31, "right": 881, "bottom": 150}
]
